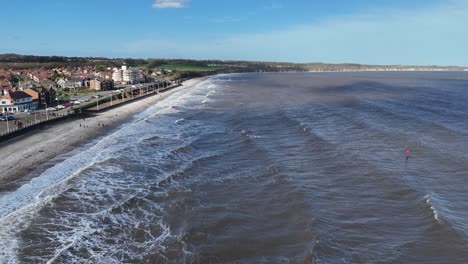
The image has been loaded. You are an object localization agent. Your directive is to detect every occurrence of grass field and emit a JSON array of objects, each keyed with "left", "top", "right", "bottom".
[{"left": 161, "top": 64, "right": 223, "bottom": 72}]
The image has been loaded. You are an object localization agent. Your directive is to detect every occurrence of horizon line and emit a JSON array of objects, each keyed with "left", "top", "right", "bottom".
[{"left": 0, "top": 53, "right": 467, "bottom": 68}]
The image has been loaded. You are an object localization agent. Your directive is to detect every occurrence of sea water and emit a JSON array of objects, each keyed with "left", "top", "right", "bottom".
[{"left": 1, "top": 72, "right": 468, "bottom": 263}]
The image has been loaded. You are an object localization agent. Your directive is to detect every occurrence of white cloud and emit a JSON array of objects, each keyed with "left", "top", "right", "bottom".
[{"left": 152, "top": 0, "right": 190, "bottom": 9}]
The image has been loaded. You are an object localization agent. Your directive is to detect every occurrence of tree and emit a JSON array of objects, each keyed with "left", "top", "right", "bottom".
[{"left": 95, "top": 65, "right": 106, "bottom": 72}]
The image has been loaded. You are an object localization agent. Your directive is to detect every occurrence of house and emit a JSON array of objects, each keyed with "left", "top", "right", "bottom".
[
  {"left": 70, "top": 78, "right": 84, "bottom": 88},
  {"left": 56, "top": 78, "right": 68, "bottom": 88},
  {"left": 0, "top": 91, "right": 35, "bottom": 113},
  {"left": 0, "top": 85, "right": 13, "bottom": 96},
  {"left": 82, "top": 77, "right": 91, "bottom": 87},
  {"left": 56, "top": 77, "right": 82, "bottom": 90},
  {"left": 40, "top": 80, "right": 57, "bottom": 89},
  {"left": 23, "top": 88, "right": 39, "bottom": 103},
  {"left": 24, "top": 87, "right": 57, "bottom": 108},
  {"left": 90, "top": 79, "right": 102, "bottom": 91},
  {"left": 90, "top": 79, "right": 114, "bottom": 91},
  {"left": 101, "top": 79, "right": 114, "bottom": 91}
]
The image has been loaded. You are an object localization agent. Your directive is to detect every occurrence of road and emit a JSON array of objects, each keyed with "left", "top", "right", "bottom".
[{"left": 0, "top": 80, "right": 173, "bottom": 134}]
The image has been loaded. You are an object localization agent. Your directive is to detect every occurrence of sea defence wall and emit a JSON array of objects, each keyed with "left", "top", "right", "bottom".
[
  {"left": 0, "top": 84, "right": 181, "bottom": 143},
  {"left": 83, "top": 84, "right": 181, "bottom": 114},
  {"left": 0, "top": 114, "right": 82, "bottom": 143}
]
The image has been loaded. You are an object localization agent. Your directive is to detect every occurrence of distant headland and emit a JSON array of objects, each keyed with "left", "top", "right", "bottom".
[{"left": 0, "top": 53, "right": 466, "bottom": 73}]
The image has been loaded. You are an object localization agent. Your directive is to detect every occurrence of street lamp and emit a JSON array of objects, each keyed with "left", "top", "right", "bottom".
[
  {"left": 45, "top": 103, "right": 49, "bottom": 120},
  {"left": 6, "top": 114, "right": 9, "bottom": 134}
]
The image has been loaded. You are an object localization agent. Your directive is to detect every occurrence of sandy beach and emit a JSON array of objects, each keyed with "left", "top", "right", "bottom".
[{"left": 0, "top": 77, "right": 206, "bottom": 189}]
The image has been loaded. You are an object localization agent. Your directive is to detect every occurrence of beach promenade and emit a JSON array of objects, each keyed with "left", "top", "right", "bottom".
[{"left": 0, "top": 78, "right": 205, "bottom": 189}]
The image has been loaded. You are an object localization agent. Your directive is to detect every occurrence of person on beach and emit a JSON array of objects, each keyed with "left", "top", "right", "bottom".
[{"left": 405, "top": 148, "right": 411, "bottom": 163}]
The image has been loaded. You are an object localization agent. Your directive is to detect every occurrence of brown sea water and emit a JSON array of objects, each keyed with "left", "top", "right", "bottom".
[{"left": 1, "top": 72, "right": 468, "bottom": 263}]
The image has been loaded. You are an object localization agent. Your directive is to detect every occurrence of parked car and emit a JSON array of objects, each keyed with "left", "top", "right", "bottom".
[
  {"left": 46, "top": 107, "right": 57, "bottom": 111},
  {"left": 0, "top": 116, "right": 16, "bottom": 121},
  {"left": 65, "top": 102, "right": 73, "bottom": 107},
  {"left": 57, "top": 105, "right": 66, "bottom": 109},
  {"left": 73, "top": 101, "right": 81, "bottom": 105}
]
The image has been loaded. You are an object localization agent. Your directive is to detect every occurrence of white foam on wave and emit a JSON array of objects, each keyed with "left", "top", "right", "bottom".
[
  {"left": 0, "top": 76, "right": 226, "bottom": 262},
  {"left": 425, "top": 194, "right": 442, "bottom": 224},
  {"left": 175, "top": 118, "right": 185, "bottom": 124},
  {"left": 206, "top": 90, "right": 216, "bottom": 97},
  {"left": 0, "top": 130, "right": 132, "bottom": 262},
  {"left": 43, "top": 192, "right": 173, "bottom": 263},
  {"left": 133, "top": 78, "right": 220, "bottom": 123}
]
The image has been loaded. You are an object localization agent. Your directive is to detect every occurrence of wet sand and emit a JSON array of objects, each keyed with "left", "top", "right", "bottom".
[{"left": 0, "top": 78, "right": 205, "bottom": 188}]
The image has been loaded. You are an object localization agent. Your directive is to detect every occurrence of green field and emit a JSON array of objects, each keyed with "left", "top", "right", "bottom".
[{"left": 161, "top": 64, "right": 223, "bottom": 72}]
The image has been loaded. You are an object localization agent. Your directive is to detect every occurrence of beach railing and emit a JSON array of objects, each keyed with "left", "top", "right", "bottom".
[{"left": 0, "top": 112, "right": 73, "bottom": 138}]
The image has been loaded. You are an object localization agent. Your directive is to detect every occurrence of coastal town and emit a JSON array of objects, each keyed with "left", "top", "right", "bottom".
[
  {"left": 0, "top": 64, "right": 179, "bottom": 136},
  {"left": 0, "top": 54, "right": 467, "bottom": 138},
  {"left": 1, "top": 0, "right": 468, "bottom": 262}
]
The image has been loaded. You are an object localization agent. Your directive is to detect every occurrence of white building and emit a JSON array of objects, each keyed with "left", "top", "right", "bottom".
[
  {"left": 112, "top": 67, "right": 123, "bottom": 82},
  {"left": 0, "top": 91, "right": 35, "bottom": 113},
  {"left": 112, "top": 65, "right": 139, "bottom": 84}
]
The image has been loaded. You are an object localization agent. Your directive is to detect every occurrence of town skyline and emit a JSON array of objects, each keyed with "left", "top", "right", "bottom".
[{"left": 2, "top": 0, "right": 468, "bottom": 66}]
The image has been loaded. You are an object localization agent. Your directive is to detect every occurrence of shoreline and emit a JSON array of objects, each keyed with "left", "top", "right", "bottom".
[{"left": 0, "top": 77, "right": 208, "bottom": 190}]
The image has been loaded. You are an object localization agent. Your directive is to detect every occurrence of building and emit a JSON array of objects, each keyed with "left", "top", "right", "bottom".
[
  {"left": 40, "top": 80, "right": 57, "bottom": 89},
  {"left": 0, "top": 91, "right": 35, "bottom": 113},
  {"left": 82, "top": 77, "right": 91, "bottom": 87},
  {"left": 24, "top": 87, "right": 57, "bottom": 108},
  {"left": 57, "top": 77, "right": 82, "bottom": 90},
  {"left": 112, "top": 68, "right": 123, "bottom": 82},
  {"left": 56, "top": 78, "right": 68, "bottom": 88},
  {"left": 70, "top": 78, "right": 84, "bottom": 88},
  {"left": 0, "top": 85, "right": 13, "bottom": 96},
  {"left": 122, "top": 66, "right": 139, "bottom": 83},
  {"left": 101, "top": 79, "right": 114, "bottom": 91},
  {"left": 90, "top": 79, "right": 102, "bottom": 91},
  {"left": 112, "top": 65, "right": 139, "bottom": 84},
  {"left": 90, "top": 79, "right": 114, "bottom": 91},
  {"left": 23, "top": 88, "right": 39, "bottom": 103}
]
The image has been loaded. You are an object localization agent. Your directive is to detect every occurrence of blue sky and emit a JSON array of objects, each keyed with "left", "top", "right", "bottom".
[{"left": 2, "top": 0, "right": 468, "bottom": 65}]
